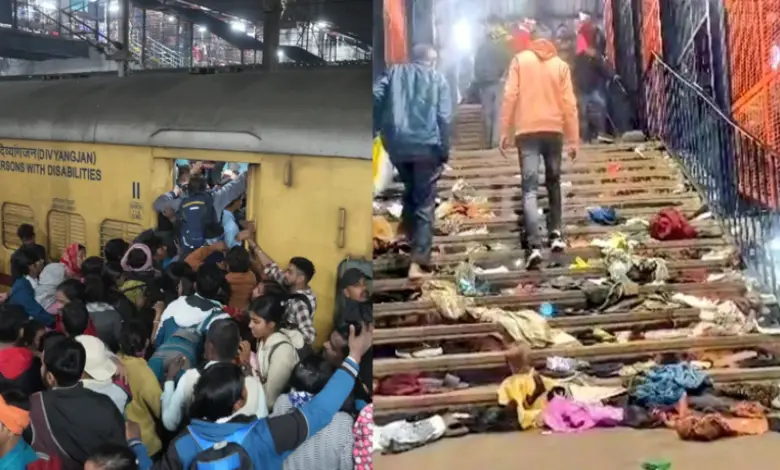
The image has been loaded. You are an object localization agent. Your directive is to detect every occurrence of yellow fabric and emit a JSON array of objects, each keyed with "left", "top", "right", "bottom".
[
  {"left": 120, "top": 279, "right": 146, "bottom": 307},
  {"left": 497, "top": 370, "right": 560, "bottom": 429},
  {"left": 120, "top": 354, "right": 163, "bottom": 456}
]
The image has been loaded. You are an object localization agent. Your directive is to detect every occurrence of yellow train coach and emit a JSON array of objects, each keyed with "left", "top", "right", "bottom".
[{"left": 0, "top": 65, "right": 372, "bottom": 345}]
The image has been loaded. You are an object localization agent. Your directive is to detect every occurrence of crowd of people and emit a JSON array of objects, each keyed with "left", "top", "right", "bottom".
[
  {"left": 373, "top": 12, "right": 611, "bottom": 279},
  {"left": 0, "top": 160, "right": 373, "bottom": 469}
]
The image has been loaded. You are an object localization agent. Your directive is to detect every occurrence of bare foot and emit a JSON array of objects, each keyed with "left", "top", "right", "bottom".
[{"left": 408, "top": 262, "right": 425, "bottom": 281}]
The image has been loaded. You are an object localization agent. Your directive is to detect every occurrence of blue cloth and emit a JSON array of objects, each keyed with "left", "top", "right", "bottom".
[
  {"left": 8, "top": 277, "right": 54, "bottom": 327},
  {"left": 155, "top": 358, "right": 361, "bottom": 470},
  {"left": 289, "top": 391, "right": 314, "bottom": 408},
  {"left": 222, "top": 210, "right": 241, "bottom": 249},
  {"left": 632, "top": 363, "right": 710, "bottom": 406},
  {"left": 587, "top": 206, "right": 618, "bottom": 226},
  {"left": 131, "top": 440, "right": 154, "bottom": 470},
  {"left": 0, "top": 440, "right": 39, "bottom": 468},
  {"left": 373, "top": 62, "right": 453, "bottom": 162}
]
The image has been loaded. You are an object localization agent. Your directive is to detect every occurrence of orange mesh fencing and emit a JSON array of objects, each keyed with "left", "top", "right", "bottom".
[
  {"left": 604, "top": 0, "right": 615, "bottom": 68},
  {"left": 726, "top": 0, "right": 780, "bottom": 149},
  {"left": 641, "top": 0, "right": 661, "bottom": 71},
  {"left": 384, "top": 0, "right": 407, "bottom": 64},
  {"left": 725, "top": 0, "right": 780, "bottom": 200}
]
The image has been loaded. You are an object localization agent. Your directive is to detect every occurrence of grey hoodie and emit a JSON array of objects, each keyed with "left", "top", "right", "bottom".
[{"left": 153, "top": 171, "right": 248, "bottom": 217}]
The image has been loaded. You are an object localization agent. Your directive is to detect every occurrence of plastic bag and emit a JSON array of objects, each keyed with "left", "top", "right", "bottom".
[{"left": 373, "top": 136, "right": 394, "bottom": 197}]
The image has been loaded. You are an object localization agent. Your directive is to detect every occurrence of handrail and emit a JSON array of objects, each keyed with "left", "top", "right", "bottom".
[
  {"left": 644, "top": 51, "right": 780, "bottom": 295},
  {"left": 648, "top": 53, "right": 766, "bottom": 147}
]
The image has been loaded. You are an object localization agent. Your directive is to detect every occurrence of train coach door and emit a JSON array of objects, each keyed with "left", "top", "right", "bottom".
[{"left": 150, "top": 153, "right": 259, "bottom": 249}]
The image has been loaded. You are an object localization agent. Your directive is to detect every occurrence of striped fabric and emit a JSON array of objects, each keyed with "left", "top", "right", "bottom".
[{"left": 272, "top": 394, "right": 355, "bottom": 470}]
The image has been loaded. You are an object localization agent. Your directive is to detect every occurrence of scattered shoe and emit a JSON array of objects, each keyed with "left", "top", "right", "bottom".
[
  {"left": 549, "top": 230, "right": 566, "bottom": 253},
  {"left": 525, "top": 249, "right": 543, "bottom": 270}
]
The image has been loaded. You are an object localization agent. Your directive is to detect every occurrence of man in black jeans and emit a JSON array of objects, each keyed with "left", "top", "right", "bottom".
[
  {"left": 373, "top": 44, "right": 453, "bottom": 280},
  {"left": 499, "top": 30, "right": 579, "bottom": 269}
]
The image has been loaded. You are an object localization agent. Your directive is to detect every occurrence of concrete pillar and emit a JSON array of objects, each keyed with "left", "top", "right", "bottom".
[
  {"left": 262, "top": 0, "right": 281, "bottom": 70},
  {"left": 118, "top": 0, "right": 129, "bottom": 75},
  {"left": 372, "top": 0, "right": 384, "bottom": 80}
]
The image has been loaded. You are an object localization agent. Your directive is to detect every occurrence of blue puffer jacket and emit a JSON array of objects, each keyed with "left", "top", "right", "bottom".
[{"left": 373, "top": 62, "right": 453, "bottom": 162}]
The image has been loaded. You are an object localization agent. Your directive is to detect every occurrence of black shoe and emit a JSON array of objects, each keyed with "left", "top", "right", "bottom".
[{"left": 525, "top": 249, "right": 543, "bottom": 270}]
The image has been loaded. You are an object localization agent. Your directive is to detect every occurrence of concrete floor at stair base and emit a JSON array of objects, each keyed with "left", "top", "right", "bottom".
[{"left": 374, "top": 429, "right": 780, "bottom": 470}]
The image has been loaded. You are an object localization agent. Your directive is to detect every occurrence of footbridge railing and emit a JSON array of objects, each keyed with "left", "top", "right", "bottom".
[{"left": 645, "top": 54, "right": 780, "bottom": 296}]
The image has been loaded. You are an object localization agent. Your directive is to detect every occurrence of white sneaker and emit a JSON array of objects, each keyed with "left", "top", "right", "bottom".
[
  {"left": 550, "top": 231, "right": 566, "bottom": 253},
  {"left": 525, "top": 249, "right": 543, "bottom": 270}
]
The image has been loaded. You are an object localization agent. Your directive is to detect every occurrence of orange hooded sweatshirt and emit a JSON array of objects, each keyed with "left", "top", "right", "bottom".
[{"left": 500, "top": 39, "right": 579, "bottom": 148}]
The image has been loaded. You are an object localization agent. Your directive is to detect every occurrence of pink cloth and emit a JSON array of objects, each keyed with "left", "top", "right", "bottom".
[
  {"left": 353, "top": 404, "right": 373, "bottom": 470},
  {"left": 542, "top": 396, "right": 623, "bottom": 433}
]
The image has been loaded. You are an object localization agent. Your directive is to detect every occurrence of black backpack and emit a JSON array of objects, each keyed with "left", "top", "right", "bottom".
[
  {"left": 179, "top": 192, "right": 216, "bottom": 252},
  {"left": 187, "top": 421, "right": 256, "bottom": 470}
]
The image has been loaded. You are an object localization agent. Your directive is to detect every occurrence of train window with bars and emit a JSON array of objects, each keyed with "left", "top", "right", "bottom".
[
  {"left": 47, "top": 211, "right": 87, "bottom": 261},
  {"left": 2, "top": 203, "right": 35, "bottom": 250},
  {"left": 99, "top": 220, "right": 144, "bottom": 251}
]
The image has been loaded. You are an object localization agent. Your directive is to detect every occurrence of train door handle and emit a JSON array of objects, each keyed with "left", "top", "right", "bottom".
[{"left": 336, "top": 208, "right": 346, "bottom": 248}]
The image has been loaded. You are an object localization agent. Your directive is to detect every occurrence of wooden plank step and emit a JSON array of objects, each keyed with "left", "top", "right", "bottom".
[
  {"left": 374, "top": 239, "right": 729, "bottom": 272},
  {"left": 374, "top": 334, "right": 780, "bottom": 376},
  {"left": 433, "top": 181, "right": 687, "bottom": 200},
  {"left": 374, "top": 307, "right": 703, "bottom": 345},
  {"left": 443, "top": 160, "right": 673, "bottom": 179},
  {"left": 471, "top": 193, "right": 700, "bottom": 212},
  {"left": 374, "top": 367, "right": 780, "bottom": 416},
  {"left": 449, "top": 145, "right": 662, "bottom": 162},
  {"left": 434, "top": 169, "right": 677, "bottom": 189},
  {"left": 373, "top": 258, "right": 729, "bottom": 293},
  {"left": 449, "top": 152, "right": 662, "bottom": 169},
  {"left": 374, "top": 281, "right": 745, "bottom": 318},
  {"left": 441, "top": 163, "right": 676, "bottom": 180},
  {"left": 433, "top": 231, "right": 725, "bottom": 247},
  {"left": 450, "top": 204, "right": 701, "bottom": 230}
]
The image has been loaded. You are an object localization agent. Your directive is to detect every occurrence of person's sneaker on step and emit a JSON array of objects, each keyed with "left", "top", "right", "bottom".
[
  {"left": 597, "top": 134, "right": 615, "bottom": 144},
  {"left": 525, "top": 249, "right": 543, "bottom": 270},
  {"left": 549, "top": 230, "right": 567, "bottom": 253}
]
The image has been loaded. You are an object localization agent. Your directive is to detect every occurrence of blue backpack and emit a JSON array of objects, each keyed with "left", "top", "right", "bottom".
[
  {"left": 185, "top": 422, "right": 257, "bottom": 470},
  {"left": 179, "top": 192, "right": 216, "bottom": 252}
]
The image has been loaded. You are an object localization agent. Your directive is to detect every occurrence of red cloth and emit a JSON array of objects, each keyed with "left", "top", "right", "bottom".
[
  {"left": 377, "top": 373, "right": 423, "bottom": 396},
  {"left": 54, "top": 315, "right": 98, "bottom": 337},
  {"left": 60, "top": 243, "right": 82, "bottom": 278},
  {"left": 649, "top": 208, "right": 698, "bottom": 241},
  {"left": 576, "top": 22, "right": 595, "bottom": 54},
  {"left": 0, "top": 347, "right": 33, "bottom": 380},
  {"left": 510, "top": 26, "right": 532, "bottom": 53}
]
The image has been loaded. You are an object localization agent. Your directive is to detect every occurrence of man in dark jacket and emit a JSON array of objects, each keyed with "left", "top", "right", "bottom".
[
  {"left": 473, "top": 16, "right": 513, "bottom": 149},
  {"left": 26, "top": 337, "right": 125, "bottom": 468},
  {"left": 373, "top": 44, "right": 453, "bottom": 280},
  {"left": 573, "top": 15, "right": 612, "bottom": 142}
]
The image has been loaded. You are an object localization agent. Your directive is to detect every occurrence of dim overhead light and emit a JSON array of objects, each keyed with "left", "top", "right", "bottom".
[
  {"left": 167, "top": 15, "right": 175, "bottom": 22},
  {"left": 198, "top": 25, "right": 207, "bottom": 33},
  {"left": 316, "top": 21, "right": 327, "bottom": 28},
  {"left": 230, "top": 21, "right": 245, "bottom": 32},
  {"left": 108, "top": 2, "right": 119, "bottom": 12},
  {"left": 277, "top": 50, "right": 284, "bottom": 59}
]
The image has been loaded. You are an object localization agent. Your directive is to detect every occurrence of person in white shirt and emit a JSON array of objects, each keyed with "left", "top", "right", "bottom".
[{"left": 160, "top": 318, "right": 266, "bottom": 432}]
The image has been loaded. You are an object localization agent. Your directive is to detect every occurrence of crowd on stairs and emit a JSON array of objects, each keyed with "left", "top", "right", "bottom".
[{"left": 371, "top": 9, "right": 780, "bottom": 458}]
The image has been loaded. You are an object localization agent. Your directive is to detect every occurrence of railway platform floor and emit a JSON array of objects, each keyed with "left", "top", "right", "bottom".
[{"left": 371, "top": 103, "right": 780, "bottom": 461}]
